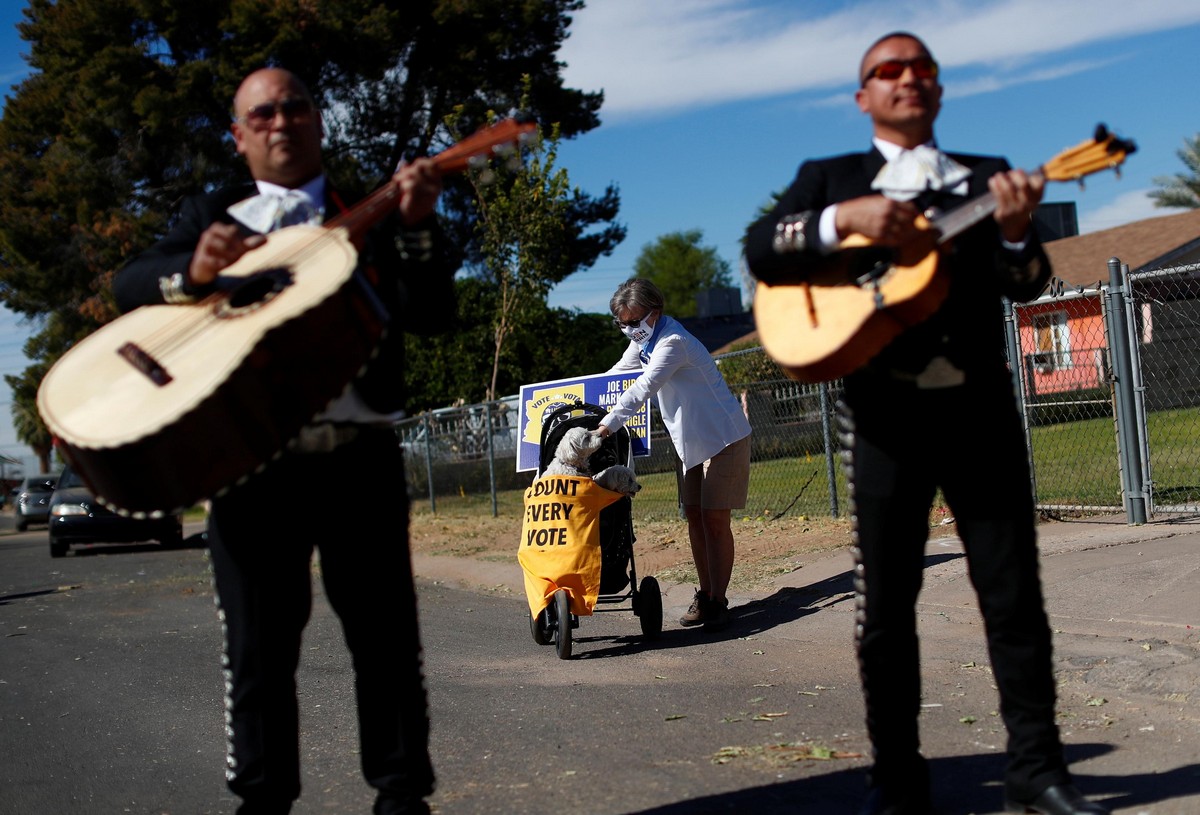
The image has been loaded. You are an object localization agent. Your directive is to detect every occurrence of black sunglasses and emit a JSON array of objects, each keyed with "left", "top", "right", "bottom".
[
  {"left": 238, "top": 97, "right": 314, "bottom": 129},
  {"left": 612, "top": 311, "right": 652, "bottom": 329},
  {"left": 861, "top": 56, "right": 939, "bottom": 87}
]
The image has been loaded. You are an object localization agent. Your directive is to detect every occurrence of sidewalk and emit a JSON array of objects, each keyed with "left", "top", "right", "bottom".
[
  {"left": 413, "top": 512, "right": 1200, "bottom": 814},
  {"left": 415, "top": 512, "right": 1200, "bottom": 640}
]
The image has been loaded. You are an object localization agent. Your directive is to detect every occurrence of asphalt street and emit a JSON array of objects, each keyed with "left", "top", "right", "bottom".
[{"left": 1, "top": 510, "right": 1198, "bottom": 815}]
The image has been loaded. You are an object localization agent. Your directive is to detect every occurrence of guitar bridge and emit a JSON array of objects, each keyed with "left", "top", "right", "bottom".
[{"left": 118, "top": 342, "right": 173, "bottom": 386}]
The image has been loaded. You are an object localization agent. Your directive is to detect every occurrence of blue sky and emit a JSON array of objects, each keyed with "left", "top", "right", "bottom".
[{"left": 2, "top": 0, "right": 1199, "bottom": 468}]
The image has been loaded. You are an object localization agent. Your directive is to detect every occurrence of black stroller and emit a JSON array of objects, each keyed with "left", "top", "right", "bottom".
[{"left": 524, "top": 401, "right": 662, "bottom": 659}]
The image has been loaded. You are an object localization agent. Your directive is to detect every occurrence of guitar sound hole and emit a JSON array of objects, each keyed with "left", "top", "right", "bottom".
[{"left": 217, "top": 267, "right": 294, "bottom": 317}]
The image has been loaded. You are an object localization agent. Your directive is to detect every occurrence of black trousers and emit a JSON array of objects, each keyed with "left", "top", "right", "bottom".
[
  {"left": 840, "top": 371, "right": 1070, "bottom": 802},
  {"left": 206, "top": 429, "right": 433, "bottom": 812}
]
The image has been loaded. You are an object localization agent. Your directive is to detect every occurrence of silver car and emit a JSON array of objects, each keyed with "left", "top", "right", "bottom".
[{"left": 14, "top": 473, "right": 59, "bottom": 531}]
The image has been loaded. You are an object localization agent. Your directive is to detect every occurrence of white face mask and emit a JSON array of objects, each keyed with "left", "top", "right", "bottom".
[
  {"left": 620, "top": 322, "right": 653, "bottom": 344},
  {"left": 616, "top": 310, "right": 656, "bottom": 344}
]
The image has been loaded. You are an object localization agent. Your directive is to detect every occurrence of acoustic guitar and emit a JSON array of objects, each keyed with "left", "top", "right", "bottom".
[
  {"left": 753, "top": 125, "right": 1136, "bottom": 383},
  {"left": 37, "top": 117, "right": 535, "bottom": 516}
]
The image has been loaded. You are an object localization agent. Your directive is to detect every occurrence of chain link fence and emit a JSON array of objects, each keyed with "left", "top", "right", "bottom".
[{"left": 399, "top": 259, "right": 1200, "bottom": 524}]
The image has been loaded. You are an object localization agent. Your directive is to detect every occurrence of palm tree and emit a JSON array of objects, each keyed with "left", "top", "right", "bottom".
[
  {"left": 1150, "top": 133, "right": 1200, "bottom": 209},
  {"left": 7, "top": 365, "right": 55, "bottom": 471}
]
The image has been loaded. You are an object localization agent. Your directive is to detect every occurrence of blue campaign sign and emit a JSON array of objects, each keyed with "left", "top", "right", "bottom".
[{"left": 516, "top": 372, "right": 652, "bottom": 472}]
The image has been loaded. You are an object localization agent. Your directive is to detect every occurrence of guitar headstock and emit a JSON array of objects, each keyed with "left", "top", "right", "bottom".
[
  {"left": 1041, "top": 123, "right": 1137, "bottom": 185},
  {"left": 432, "top": 116, "right": 538, "bottom": 175}
]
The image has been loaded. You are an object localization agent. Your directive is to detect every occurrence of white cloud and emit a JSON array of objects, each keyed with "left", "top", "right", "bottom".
[
  {"left": 1078, "top": 188, "right": 1189, "bottom": 234},
  {"left": 560, "top": 0, "right": 1200, "bottom": 120}
]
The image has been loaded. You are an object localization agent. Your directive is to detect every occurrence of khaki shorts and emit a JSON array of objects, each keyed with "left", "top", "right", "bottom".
[{"left": 677, "top": 435, "right": 751, "bottom": 510}]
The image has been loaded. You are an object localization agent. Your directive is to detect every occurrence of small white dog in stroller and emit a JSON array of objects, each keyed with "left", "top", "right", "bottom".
[{"left": 542, "top": 426, "right": 641, "bottom": 497}]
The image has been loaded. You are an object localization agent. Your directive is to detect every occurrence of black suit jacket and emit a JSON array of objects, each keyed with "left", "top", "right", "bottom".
[
  {"left": 114, "top": 182, "right": 459, "bottom": 414},
  {"left": 744, "top": 147, "right": 1049, "bottom": 380}
]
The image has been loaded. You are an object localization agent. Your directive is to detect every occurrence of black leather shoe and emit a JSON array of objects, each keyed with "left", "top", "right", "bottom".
[
  {"left": 859, "top": 785, "right": 934, "bottom": 815},
  {"left": 1005, "top": 783, "right": 1109, "bottom": 814},
  {"left": 373, "top": 795, "right": 430, "bottom": 815}
]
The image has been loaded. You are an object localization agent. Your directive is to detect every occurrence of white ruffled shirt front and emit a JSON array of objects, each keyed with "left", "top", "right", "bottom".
[
  {"left": 869, "top": 142, "right": 971, "bottom": 201},
  {"left": 226, "top": 177, "right": 326, "bottom": 233}
]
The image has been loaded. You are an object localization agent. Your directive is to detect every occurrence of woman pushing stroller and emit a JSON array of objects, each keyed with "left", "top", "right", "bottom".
[{"left": 592, "top": 279, "right": 752, "bottom": 630}]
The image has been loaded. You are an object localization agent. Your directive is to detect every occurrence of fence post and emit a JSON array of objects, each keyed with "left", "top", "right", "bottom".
[
  {"left": 422, "top": 412, "right": 437, "bottom": 514},
  {"left": 485, "top": 401, "right": 498, "bottom": 518},
  {"left": 1003, "top": 298, "right": 1038, "bottom": 504},
  {"left": 1105, "top": 257, "right": 1148, "bottom": 524},
  {"left": 818, "top": 382, "right": 839, "bottom": 517}
]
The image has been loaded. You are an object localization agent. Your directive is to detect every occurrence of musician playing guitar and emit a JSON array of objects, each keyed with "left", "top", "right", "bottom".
[
  {"left": 114, "top": 68, "right": 456, "bottom": 815},
  {"left": 745, "top": 33, "right": 1107, "bottom": 815}
]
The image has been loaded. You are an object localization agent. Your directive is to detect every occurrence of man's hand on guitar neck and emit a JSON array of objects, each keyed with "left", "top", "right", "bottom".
[
  {"left": 189, "top": 224, "right": 266, "bottom": 287},
  {"left": 989, "top": 168, "right": 1044, "bottom": 244},
  {"left": 394, "top": 157, "right": 443, "bottom": 226}
]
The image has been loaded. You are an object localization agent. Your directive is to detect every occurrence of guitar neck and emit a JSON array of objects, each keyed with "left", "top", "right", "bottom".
[
  {"left": 931, "top": 167, "right": 1046, "bottom": 245},
  {"left": 324, "top": 182, "right": 400, "bottom": 244},
  {"left": 316, "top": 117, "right": 535, "bottom": 245}
]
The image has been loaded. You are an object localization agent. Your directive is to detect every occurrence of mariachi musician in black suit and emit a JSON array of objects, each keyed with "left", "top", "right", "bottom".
[
  {"left": 745, "top": 32, "right": 1107, "bottom": 815},
  {"left": 115, "top": 68, "right": 457, "bottom": 815}
]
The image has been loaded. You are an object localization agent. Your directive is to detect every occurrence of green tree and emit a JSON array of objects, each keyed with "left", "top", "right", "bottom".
[
  {"left": 633, "top": 229, "right": 734, "bottom": 317},
  {"left": 0, "top": 0, "right": 617, "bottom": 446},
  {"left": 1150, "top": 133, "right": 1200, "bottom": 209},
  {"left": 404, "top": 278, "right": 625, "bottom": 408},
  {"left": 461, "top": 114, "right": 622, "bottom": 400}
]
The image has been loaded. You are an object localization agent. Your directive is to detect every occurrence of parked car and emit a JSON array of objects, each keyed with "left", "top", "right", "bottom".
[
  {"left": 48, "top": 465, "right": 183, "bottom": 558},
  {"left": 14, "top": 473, "right": 59, "bottom": 531}
]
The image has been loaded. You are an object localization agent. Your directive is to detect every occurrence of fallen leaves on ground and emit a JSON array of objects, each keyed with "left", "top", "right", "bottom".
[{"left": 712, "top": 742, "right": 863, "bottom": 766}]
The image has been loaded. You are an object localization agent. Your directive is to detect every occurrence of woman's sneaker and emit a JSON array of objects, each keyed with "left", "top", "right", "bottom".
[{"left": 679, "top": 589, "right": 710, "bottom": 626}]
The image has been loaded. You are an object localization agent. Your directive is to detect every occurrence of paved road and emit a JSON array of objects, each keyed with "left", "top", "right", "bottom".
[{"left": 2, "top": 515, "right": 1199, "bottom": 814}]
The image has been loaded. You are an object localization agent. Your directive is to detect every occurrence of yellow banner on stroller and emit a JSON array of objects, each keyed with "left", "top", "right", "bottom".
[{"left": 518, "top": 475, "right": 624, "bottom": 618}]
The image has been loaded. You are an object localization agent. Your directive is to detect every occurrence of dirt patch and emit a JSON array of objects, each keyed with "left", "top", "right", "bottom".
[{"left": 408, "top": 509, "right": 961, "bottom": 593}]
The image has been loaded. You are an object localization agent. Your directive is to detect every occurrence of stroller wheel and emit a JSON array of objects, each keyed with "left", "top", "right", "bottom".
[
  {"left": 530, "top": 606, "right": 552, "bottom": 645},
  {"left": 637, "top": 576, "right": 663, "bottom": 641},
  {"left": 553, "top": 589, "right": 573, "bottom": 659}
]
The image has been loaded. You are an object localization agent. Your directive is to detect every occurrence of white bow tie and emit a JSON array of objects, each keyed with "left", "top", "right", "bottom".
[
  {"left": 871, "top": 145, "right": 971, "bottom": 201},
  {"left": 227, "top": 190, "right": 323, "bottom": 233}
]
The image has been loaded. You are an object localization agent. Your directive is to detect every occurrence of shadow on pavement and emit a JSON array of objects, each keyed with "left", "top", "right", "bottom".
[
  {"left": 623, "top": 744, "right": 1199, "bottom": 815},
  {"left": 571, "top": 552, "right": 963, "bottom": 660},
  {"left": 56, "top": 531, "right": 208, "bottom": 558}
]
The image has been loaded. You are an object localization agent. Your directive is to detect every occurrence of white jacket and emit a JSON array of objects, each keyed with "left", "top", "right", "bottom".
[{"left": 600, "top": 315, "right": 751, "bottom": 471}]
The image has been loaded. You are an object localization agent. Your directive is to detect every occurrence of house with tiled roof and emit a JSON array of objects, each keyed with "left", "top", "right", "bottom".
[
  {"left": 1043, "top": 208, "right": 1200, "bottom": 289},
  {"left": 1018, "top": 208, "right": 1200, "bottom": 402}
]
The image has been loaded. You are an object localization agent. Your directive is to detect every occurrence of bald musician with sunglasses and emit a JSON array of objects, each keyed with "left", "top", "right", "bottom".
[
  {"left": 745, "top": 33, "right": 1107, "bottom": 815},
  {"left": 115, "top": 68, "right": 456, "bottom": 815}
]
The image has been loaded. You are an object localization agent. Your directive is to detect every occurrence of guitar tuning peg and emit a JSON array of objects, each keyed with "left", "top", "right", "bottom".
[
  {"left": 467, "top": 154, "right": 488, "bottom": 170},
  {"left": 1112, "top": 165, "right": 1122, "bottom": 180},
  {"left": 1076, "top": 177, "right": 1086, "bottom": 191}
]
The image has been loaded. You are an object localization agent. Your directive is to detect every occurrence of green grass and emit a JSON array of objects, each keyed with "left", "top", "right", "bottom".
[
  {"left": 410, "top": 405, "right": 1200, "bottom": 521},
  {"left": 1029, "top": 405, "right": 1200, "bottom": 508}
]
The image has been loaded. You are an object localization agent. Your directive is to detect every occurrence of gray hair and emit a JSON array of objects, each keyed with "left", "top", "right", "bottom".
[{"left": 609, "top": 278, "right": 665, "bottom": 317}]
